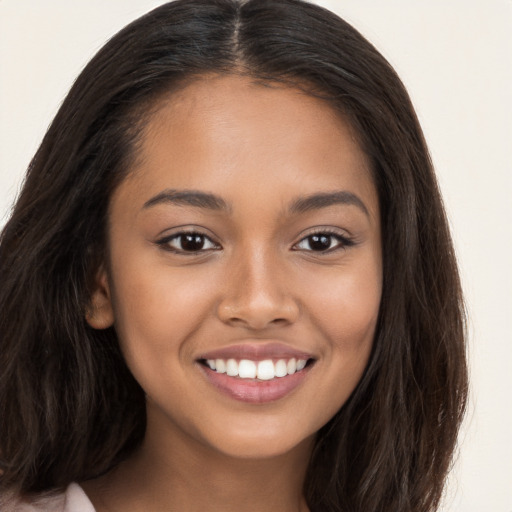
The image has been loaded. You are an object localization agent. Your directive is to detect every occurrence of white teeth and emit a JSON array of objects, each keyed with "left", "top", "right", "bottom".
[
  {"left": 205, "top": 357, "right": 309, "bottom": 380},
  {"left": 257, "top": 360, "right": 275, "bottom": 380},
  {"left": 238, "top": 359, "right": 257, "bottom": 379},
  {"left": 215, "top": 359, "right": 226, "bottom": 373},
  {"left": 274, "top": 359, "right": 288, "bottom": 377},
  {"left": 226, "top": 358, "right": 238, "bottom": 377}
]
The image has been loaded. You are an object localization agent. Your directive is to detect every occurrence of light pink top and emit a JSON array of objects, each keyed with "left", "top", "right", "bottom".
[{"left": 2, "top": 483, "right": 95, "bottom": 512}]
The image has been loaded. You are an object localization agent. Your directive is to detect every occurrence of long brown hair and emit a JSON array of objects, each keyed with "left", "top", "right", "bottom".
[{"left": 0, "top": 1, "right": 467, "bottom": 510}]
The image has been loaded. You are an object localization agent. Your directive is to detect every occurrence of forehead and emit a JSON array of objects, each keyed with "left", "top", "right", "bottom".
[
  {"left": 118, "top": 74, "right": 377, "bottom": 219},
  {"left": 141, "top": 74, "right": 365, "bottom": 166}
]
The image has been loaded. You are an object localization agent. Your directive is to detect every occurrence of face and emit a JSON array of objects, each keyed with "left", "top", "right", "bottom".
[{"left": 88, "top": 75, "right": 382, "bottom": 460}]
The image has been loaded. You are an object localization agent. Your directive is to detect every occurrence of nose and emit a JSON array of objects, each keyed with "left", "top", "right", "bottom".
[{"left": 216, "top": 248, "right": 300, "bottom": 330}]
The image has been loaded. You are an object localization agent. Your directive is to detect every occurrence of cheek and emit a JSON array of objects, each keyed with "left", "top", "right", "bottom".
[
  {"left": 305, "top": 259, "right": 382, "bottom": 348},
  {"left": 298, "top": 254, "right": 381, "bottom": 420},
  {"left": 108, "top": 256, "right": 217, "bottom": 369},
  {"left": 298, "top": 267, "right": 380, "bottom": 426}
]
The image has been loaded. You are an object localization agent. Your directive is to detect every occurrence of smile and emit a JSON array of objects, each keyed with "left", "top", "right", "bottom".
[
  {"left": 202, "top": 358, "right": 308, "bottom": 380},
  {"left": 197, "top": 343, "right": 316, "bottom": 403}
]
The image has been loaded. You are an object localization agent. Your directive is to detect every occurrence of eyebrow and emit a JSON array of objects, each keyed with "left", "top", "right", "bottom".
[
  {"left": 143, "top": 189, "right": 230, "bottom": 211},
  {"left": 143, "top": 188, "right": 369, "bottom": 217},
  {"left": 289, "top": 191, "right": 370, "bottom": 217}
]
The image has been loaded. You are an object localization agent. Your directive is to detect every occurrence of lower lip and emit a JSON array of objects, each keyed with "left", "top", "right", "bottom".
[{"left": 199, "top": 364, "right": 312, "bottom": 404}]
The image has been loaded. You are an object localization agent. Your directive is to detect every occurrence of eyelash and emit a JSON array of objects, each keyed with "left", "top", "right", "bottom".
[
  {"left": 155, "top": 229, "right": 354, "bottom": 255},
  {"left": 156, "top": 230, "right": 220, "bottom": 254},
  {"left": 293, "top": 229, "right": 355, "bottom": 253}
]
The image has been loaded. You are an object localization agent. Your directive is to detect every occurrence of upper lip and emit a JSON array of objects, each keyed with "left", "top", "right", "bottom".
[{"left": 197, "top": 342, "right": 314, "bottom": 362}]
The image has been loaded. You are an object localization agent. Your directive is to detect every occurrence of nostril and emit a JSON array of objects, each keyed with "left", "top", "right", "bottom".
[{"left": 216, "top": 288, "right": 300, "bottom": 329}]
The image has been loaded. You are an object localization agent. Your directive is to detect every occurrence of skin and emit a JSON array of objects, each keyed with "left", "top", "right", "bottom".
[{"left": 84, "top": 75, "right": 382, "bottom": 512}]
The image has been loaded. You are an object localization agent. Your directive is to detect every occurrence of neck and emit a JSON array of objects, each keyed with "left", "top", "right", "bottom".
[{"left": 82, "top": 412, "right": 313, "bottom": 512}]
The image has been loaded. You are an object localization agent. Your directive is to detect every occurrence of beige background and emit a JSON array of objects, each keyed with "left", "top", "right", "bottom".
[{"left": 1, "top": 1, "right": 511, "bottom": 510}]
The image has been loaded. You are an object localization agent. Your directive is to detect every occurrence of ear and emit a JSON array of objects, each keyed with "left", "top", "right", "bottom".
[{"left": 86, "top": 266, "right": 115, "bottom": 329}]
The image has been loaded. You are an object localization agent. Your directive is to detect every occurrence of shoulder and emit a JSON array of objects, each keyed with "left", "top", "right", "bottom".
[{"left": 0, "top": 483, "right": 95, "bottom": 512}]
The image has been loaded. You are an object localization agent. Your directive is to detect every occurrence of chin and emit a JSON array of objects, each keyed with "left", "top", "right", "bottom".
[
  {"left": 215, "top": 434, "right": 313, "bottom": 461},
  {"left": 197, "top": 415, "right": 317, "bottom": 461}
]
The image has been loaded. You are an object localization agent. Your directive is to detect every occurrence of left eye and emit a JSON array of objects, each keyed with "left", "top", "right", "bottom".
[
  {"left": 294, "top": 233, "right": 349, "bottom": 252},
  {"left": 159, "top": 233, "right": 219, "bottom": 253}
]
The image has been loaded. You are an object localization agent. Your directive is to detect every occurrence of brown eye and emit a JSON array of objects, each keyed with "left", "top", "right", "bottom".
[
  {"left": 180, "top": 234, "right": 208, "bottom": 251},
  {"left": 294, "top": 232, "right": 353, "bottom": 252},
  {"left": 157, "top": 232, "right": 219, "bottom": 253},
  {"left": 306, "top": 234, "right": 332, "bottom": 251}
]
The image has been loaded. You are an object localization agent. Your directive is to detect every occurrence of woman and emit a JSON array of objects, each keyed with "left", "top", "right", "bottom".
[{"left": 0, "top": 0, "right": 468, "bottom": 510}]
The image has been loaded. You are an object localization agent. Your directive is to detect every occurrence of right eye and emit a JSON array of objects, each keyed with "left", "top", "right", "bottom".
[{"left": 156, "top": 232, "right": 220, "bottom": 254}]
